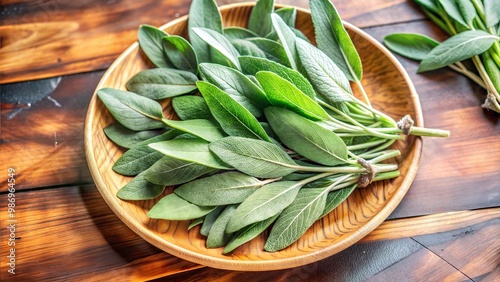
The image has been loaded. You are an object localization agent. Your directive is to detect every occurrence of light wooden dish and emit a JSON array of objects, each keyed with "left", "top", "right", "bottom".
[{"left": 84, "top": 2, "right": 423, "bottom": 271}]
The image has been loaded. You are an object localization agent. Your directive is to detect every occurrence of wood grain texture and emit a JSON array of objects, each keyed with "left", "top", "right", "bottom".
[
  {"left": 0, "top": 183, "right": 496, "bottom": 281},
  {"left": 0, "top": 0, "right": 424, "bottom": 84},
  {"left": 84, "top": 3, "right": 424, "bottom": 271}
]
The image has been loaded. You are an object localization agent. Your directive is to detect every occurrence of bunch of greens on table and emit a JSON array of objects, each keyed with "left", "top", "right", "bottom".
[
  {"left": 384, "top": 0, "right": 500, "bottom": 112},
  {"left": 97, "top": 0, "right": 449, "bottom": 253}
]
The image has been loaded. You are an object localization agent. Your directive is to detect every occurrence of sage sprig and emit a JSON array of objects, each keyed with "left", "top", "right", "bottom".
[
  {"left": 384, "top": 0, "right": 500, "bottom": 112},
  {"left": 97, "top": 0, "right": 449, "bottom": 254}
]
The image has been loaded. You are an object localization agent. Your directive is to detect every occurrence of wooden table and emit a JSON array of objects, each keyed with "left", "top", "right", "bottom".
[{"left": 1, "top": 0, "right": 499, "bottom": 281}]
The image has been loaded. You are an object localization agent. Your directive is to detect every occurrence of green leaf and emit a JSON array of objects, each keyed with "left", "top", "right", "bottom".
[
  {"left": 231, "top": 39, "right": 267, "bottom": 59},
  {"left": 189, "top": 217, "right": 204, "bottom": 230},
  {"left": 310, "top": 0, "right": 362, "bottom": 81},
  {"left": 188, "top": 0, "right": 223, "bottom": 63},
  {"left": 384, "top": 33, "right": 440, "bottom": 61},
  {"left": 162, "top": 118, "right": 226, "bottom": 142},
  {"left": 226, "top": 181, "right": 302, "bottom": 233},
  {"left": 485, "top": 0, "right": 500, "bottom": 27},
  {"left": 162, "top": 35, "right": 198, "bottom": 74},
  {"left": 149, "top": 138, "right": 231, "bottom": 169},
  {"left": 112, "top": 130, "right": 182, "bottom": 176},
  {"left": 104, "top": 123, "right": 164, "bottom": 149},
  {"left": 223, "top": 27, "right": 259, "bottom": 40},
  {"left": 191, "top": 27, "right": 241, "bottom": 69},
  {"left": 482, "top": 51, "right": 500, "bottom": 94},
  {"left": 245, "top": 38, "right": 291, "bottom": 67},
  {"left": 172, "top": 95, "right": 213, "bottom": 120},
  {"left": 248, "top": 0, "right": 275, "bottom": 37},
  {"left": 196, "top": 81, "right": 271, "bottom": 141},
  {"left": 414, "top": 0, "right": 439, "bottom": 14},
  {"left": 143, "top": 155, "right": 217, "bottom": 186},
  {"left": 418, "top": 30, "right": 499, "bottom": 72},
  {"left": 199, "top": 63, "right": 267, "bottom": 114},
  {"left": 265, "top": 107, "right": 348, "bottom": 166},
  {"left": 255, "top": 71, "right": 329, "bottom": 120},
  {"left": 126, "top": 68, "right": 198, "bottom": 100},
  {"left": 438, "top": 0, "right": 468, "bottom": 27},
  {"left": 455, "top": 0, "right": 476, "bottom": 25},
  {"left": 222, "top": 215, "right": 278, "bottom": 254},
  {"left": 275, "top": 7, "right": 297, "bottom": 27},
  {"left": 116, "top": 171, "right": 165, "bottom": 200},
  {"left": 239, "top": 56, "right": 316, "bottom": 99},
  {"left": 137, "top": 25, "right": 172, "bottom": 68},
  {"left": 320, "top": 184, "right": 356, "bottom": 218},
  {"left": 97, "top": 88, "right": 165, "bottom": 131},
  {"left": 175, "top": 172, "right": 265, "bottom": 206},
  {"left": 264, "top": 187, "right": 328, "bottom": 252},
  {"left": 148, "top": 193, "right": 215, "bottom": 220},
  {"left": 200, "top": 206, "right": 225, "bottom": 236},
  {"left": 207, "top": 205, "right": 238, "bottom": 248},
  {"left": 296, "top": 39, "right": 353, "bottom": 105},
  {"left": 271, "top": 13, "right": 298, "bottom": 70},
  {"left": 209, "top": 136, "right": 297, "bottom": 178}
]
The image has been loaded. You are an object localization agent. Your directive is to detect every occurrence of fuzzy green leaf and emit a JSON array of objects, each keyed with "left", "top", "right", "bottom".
[
  {"left": 206, "top": 205, "right": 238, "bottom": 248},
  {"left": 175, "top": 172, "right": 265, "bottom": 206},
  {"left": 264, "top": 187, "right": 328, "bottom": 251},
  {"left": 226, "top": 181, "right": 302, "bottom": 233},
  {"left": 148, "top": 193, "right": 215, "bottom": 220},
  {"left": 199, "top": 63, "right": 266, "bottom": 116},
  {"left": 255, "top": 71, "right": 328, "bottom": 120},
  {"left": 271, "top": 13, "right": 298, "bottom": 70},
  {"left": 172, "top": 95, "right": 213, "bottom": 120},
  {"left": 116, "top": 171, "right": 165, "bottom": 200},
  {"left": 188, "top": 0, "right": 223, "bottom": 63},
  {"left": 310, "top": 0, "right": 362, "bottom": 81},
  {"left": 384, "top": 33, "right": 439, "bottom": 61},
  {"left": 137, "top": 25, "right": 172, "bottom": 68},
  {"left": 418, "top": 30, "right": 499, "bottom": 72},
  {"left": 248, "top": 0, "right": 275, "bottom": 36},
  {"left": 161, "top": 118, "right": 226, "bottom": 142},
  {"left": 192, "top": 27, "right": 241, "bottom": 69},
  {"left": 223, "top": 27, "right": 260, "bottom": 40},
  {"left": 209, "top": 136, "right": 297, "bottom": 178},
  {"left": 296, "top": 39, "right": 353, "bottom": 105},
  {"left": 239, "top": 56, "right": 316, "bottom": 98},
  {"left": 126, "top": 68, "right": 198, "bottom": 100},
  {"left": 149, "top": 138, "right": 231, "bottom": 169},
  {"left": 265, "top": 107, "right": 348, "bottom": 166},
  {"left": 104, "top": 123, "right": 164, "bottom": 149},
  {"left": 143, "top": 155, "right": 216, "bottom": 186},
  {"left": 197, "top": 81, "right": 271, "bottom": 141},
  {"left": 222, "top": 215, "right": 278, "bottom": 254},
  {"left": 162, "top": 35, "right": 198, "bottom": 74},
  {"left": 97, "top": 88, "right": 166, "bottom": 131}
]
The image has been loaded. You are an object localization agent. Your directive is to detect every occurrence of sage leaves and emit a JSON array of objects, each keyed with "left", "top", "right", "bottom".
[
  {"left": 384, "top": 0, "right": 500, "bottom": 112},
  {"left": 97, "top": 0, "right": 449, "bottom": 255}
]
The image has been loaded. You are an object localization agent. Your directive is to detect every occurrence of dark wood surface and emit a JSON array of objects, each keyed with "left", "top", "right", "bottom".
[{"left": 0, "top": 0, "right": 499, "bottom": 281}]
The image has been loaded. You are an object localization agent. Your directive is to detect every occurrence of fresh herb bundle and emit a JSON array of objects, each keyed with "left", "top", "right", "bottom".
[
  {"left": 97, "top": 0, "right": 449, "bottom": 253},
  {"left": 384, "top": 0, "right": 500, "bottom": 112}
]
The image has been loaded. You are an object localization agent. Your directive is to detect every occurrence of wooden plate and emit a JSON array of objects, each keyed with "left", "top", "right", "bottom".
[{"left": 84, "top": 3, "right": 423, "bottom": 271}]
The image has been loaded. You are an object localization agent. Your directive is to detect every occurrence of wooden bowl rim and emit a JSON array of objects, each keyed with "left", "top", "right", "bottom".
[{"left": 84, "top": 2, "right": 423, "bottom": 271}]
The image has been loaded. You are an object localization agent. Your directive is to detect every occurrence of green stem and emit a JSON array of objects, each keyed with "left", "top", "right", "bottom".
[
  {"left": 347, "top": 139, "right": 387, "bottom": 151},
  {"left": 409, "top": 126, "right": 451, "bottom": 137},
  {"left": 448, "top": 63, "right": 487, "bottom": 89},
  {"left": 368, "top": 149, "right": 401, "bottom": 164},
  {"left": 471, "top": 55, "right": 500, "bottom": 103},
  {"left": 355, "top": 80, "right": 372, "bottom": 107}
]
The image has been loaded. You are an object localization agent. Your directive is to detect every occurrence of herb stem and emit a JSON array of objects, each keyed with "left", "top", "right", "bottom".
[
  {"left": 409, "top": 126, "right": 450, "bottom": 137},
  {"left": 355, "top": 80, "right": 372, "bottom": 107},
  {"left": 449, "top": 63, "right": 487, "bottom": 89},
  {"left": 347, "top": 139, "right": 387, "bottom": 151}
]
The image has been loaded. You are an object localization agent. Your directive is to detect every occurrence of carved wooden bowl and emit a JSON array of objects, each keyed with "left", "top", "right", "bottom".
[{"left": 84, "top": 2, "right": 423, "bottom": 271}]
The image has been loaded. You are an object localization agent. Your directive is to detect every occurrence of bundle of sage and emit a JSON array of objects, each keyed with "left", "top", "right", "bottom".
[
  {"left": 384, "top": 0, "right": 500, "bottom": 112},
  {"left": 97, "top": 0, "right": 449, "bottom": 253}
]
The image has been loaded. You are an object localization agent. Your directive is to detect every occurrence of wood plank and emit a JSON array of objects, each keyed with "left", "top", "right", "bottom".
[
  {"left": 0, "top": 72, "right": 103, "bottom": 191},
  {"left": 0, "top": 184, "right": 497, "bottom": 280},
  {"left": 0, "top": 184, "right": 201, "bottom": 281},
  {"left": 0, "top": 0, "right": 424, "bottom": 84}
]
